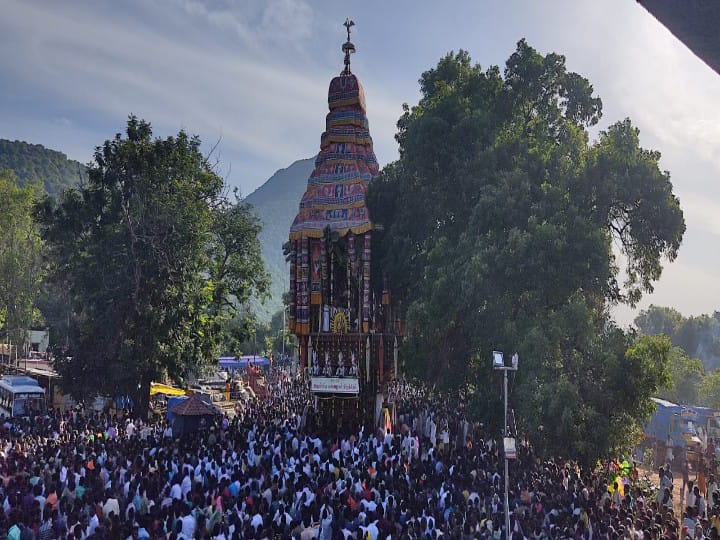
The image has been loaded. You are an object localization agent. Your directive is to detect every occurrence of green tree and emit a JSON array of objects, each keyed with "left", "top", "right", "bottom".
[
  {"left": 657, "top": 347, "right": 704, "bottom": 405},
  {"left": 268, "top": 307, "right": 292, "bottom": 356},
  {"left": 230, "top": 307, "right": 291, "bottom": 358},
  {"left": 522, "top": 332, "right": 670, "bottom": 464},
  {"left": 674, "top": 315, "right": 720, "bottom": 371},
  {"left": 37, "top": 117, "right": 269, "bottom": 410},
  {"left": 0, "top": 170, "right": 44, "bottom": 355},
  {"left": 634, "top": 305, "right": 684, "bottom": 337},
  {"left": 635, "top": 306, "right": 720, "bottom": 371},
  {"left": 699, "top": 370, "right": 720, "bottom": 410},
  {"left": 368, "top": 41, "right": 684, "bottom": 463}
]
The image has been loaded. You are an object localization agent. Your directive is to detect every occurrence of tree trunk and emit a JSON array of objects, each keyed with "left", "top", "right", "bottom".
[{"left": 136, "top": 376, "right": 152, "bottom": 420}]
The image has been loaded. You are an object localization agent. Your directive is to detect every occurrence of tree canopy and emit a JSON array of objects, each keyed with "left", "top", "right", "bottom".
[
  {"left": 656, "top": 346, "right": 704, "bottom": 405},
  {"left": 635, "top": 305, "right": 720, "bottom": 370},
  {"left": 37, "top": 117, "right": 269, "bottom": 407},
  {"left": 367, "top": 41, "right": 684, "bottom": 463},
  {"left": 0, "top": 170, "right": 44, "bottom": 350},
  {"left": 699, "top": 370, "right": 720, "bottom": 410},
  {"left": 635, "top": 305, "right": 720, "bottom": 409}
]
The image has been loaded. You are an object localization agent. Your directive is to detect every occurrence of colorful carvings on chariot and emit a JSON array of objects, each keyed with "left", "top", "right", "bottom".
[{"left": 288, "top": 70, "right": 379, "bottom": 336}]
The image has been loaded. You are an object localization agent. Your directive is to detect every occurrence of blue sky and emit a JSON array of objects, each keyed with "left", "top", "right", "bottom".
[{"left": 1, "top": 0, "right": 719, "bottom": 325}]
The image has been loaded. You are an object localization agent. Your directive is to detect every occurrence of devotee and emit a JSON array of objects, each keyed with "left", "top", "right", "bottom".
[{"left": 0, "top": 365, "right": 703, "bottom": 540}]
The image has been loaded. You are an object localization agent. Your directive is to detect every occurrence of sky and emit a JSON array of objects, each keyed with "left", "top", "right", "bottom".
[{"left": 1, "top": 0, "right": 718, "bottom": 326}]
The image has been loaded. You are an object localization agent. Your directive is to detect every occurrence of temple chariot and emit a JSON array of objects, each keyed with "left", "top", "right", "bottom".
[{"left": 287, "top": 21, "right": 403, "bottom": 433}]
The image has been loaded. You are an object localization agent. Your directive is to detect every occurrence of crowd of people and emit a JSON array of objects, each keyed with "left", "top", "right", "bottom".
[{"left": 0, "top": 367, "right": 718, "bottom": 540}]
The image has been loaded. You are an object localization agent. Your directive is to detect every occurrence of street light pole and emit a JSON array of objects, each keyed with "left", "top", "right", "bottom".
[
  {"left": 493, "top": 351, "right": 518, "bottom": 540},
  {"left": 282, "top": 307, "right": 286, "bottom": 361},
  {"left": 503, "top": 366, "right": 510, "bottom": 540}
]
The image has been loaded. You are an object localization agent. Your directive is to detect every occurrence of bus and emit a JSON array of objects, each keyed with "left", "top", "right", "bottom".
[{"left": 0, "top": 376, "right": 47, "bottom": 418}]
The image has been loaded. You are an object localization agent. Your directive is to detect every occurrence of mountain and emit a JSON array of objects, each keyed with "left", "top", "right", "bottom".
[
  {"left": 245, "top": 157, "right": 315, "bottom": 320},
  {"left": 0, "top": 139, "right": 87, "bottom": 196},
  {"left": 0, "top": 136, "right": 309, "bottom": 322}
]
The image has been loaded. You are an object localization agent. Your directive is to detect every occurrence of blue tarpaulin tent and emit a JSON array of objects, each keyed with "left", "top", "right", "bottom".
[{"left": 166, "top": 396, "right": 187, "bottom": 421}]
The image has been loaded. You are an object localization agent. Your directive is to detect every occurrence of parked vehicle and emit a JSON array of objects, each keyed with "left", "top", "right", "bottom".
[
  {"left": 0, "top": 375, "right": 46, "bottom": 417},
  {"left": 643, "top": 397, "right": 703, "bottom": 468},
  {"left": 683, "top": 406, "right": 720, "bottom": 447}
]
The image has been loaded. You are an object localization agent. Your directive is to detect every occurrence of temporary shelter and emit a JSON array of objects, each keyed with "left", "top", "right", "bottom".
[{"left": 169, "top": 394, "right": 217, "bottom": 436}]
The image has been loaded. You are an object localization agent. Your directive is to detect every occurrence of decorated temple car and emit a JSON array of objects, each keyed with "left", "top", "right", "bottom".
[{"left": 287, "top": 21, "right": 403, "bottom": 433}]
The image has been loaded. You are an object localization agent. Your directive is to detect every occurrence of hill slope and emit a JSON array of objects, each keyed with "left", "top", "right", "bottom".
[
  {"left": 0, "top": 137, "right": 310, "bottom": 322},
  {"left": 0, "top": 139, "right": 87, "bottom": 196},
  {"left": 245, "top": 157, "right": 315, "bottom": 320}
]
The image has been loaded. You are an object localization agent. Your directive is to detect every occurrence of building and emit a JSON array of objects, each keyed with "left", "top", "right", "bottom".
[
  {"left": 288, "top": 21, "right": 402, "bottom": 433},
  {"left": 27, "top": 329, "right": 50, "bottom": 354},
  {"left": 0, "top": 328, "right": 48, "bottom": 365}
]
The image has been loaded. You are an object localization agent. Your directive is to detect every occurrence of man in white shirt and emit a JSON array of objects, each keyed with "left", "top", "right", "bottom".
[
  {"left": 361, "top": 497, "right": 377, "bottom": 514},
  {"left": 273, "top": 504, "right": 292, "bottom": 528},
  {"left": 179, "top": 507, "right": 196, "bottom": 539},
  {"left": 169, "top": 480, "right": 182, "bottom": 501},
  {"left": 103, "top": 492, "right": 120, "bottom": 518},
  {"left": 365, "top": 517, "right": 379, "bottom": 540},
  {"left": 86, "top": 506, "right": 101, "bottom": 538},
  {"left": 181, "top": 472, "right": 192, "bottom": 498},
  {"left": 250, "top": 510, "right": 264, "bottom": 533},
  {"left": 686, "top": 480, "right": 697, "bottom": 509}
]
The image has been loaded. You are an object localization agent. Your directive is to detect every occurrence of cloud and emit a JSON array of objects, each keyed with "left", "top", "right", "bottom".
[
  {"left": 614, "top": 259, "right": 720, "bottom": 327},
  {"left": 599, "top": 4, "right": 720, "bottom": 175},
  {"left": 260, "top": 0, "right": 314, "bottom": 43},
  {"left": 681, "top": 194, "right": 720, "bottom": 238},
  {"left": 0, "top": 0, "right": 401, "bottom": 191},
  {"left": 0, "top": 1, "right": 717, "bottom": 283},
  {"left": 171, "top": 0, "right": 313, "bottom": 52}
]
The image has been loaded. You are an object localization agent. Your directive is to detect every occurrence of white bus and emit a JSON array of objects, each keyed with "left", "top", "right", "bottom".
[{"left": 0, "top": 375, "right": 46, "bottom": 418}]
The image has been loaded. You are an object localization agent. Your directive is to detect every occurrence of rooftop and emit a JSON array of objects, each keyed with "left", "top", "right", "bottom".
[{"left": 638, "top": 0, "right": 720, "bottom": 75}]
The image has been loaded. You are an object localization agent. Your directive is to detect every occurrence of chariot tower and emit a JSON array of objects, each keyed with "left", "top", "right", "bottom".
[{"left": 288, "top": 21, "right": 401, "bottom": 431}]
